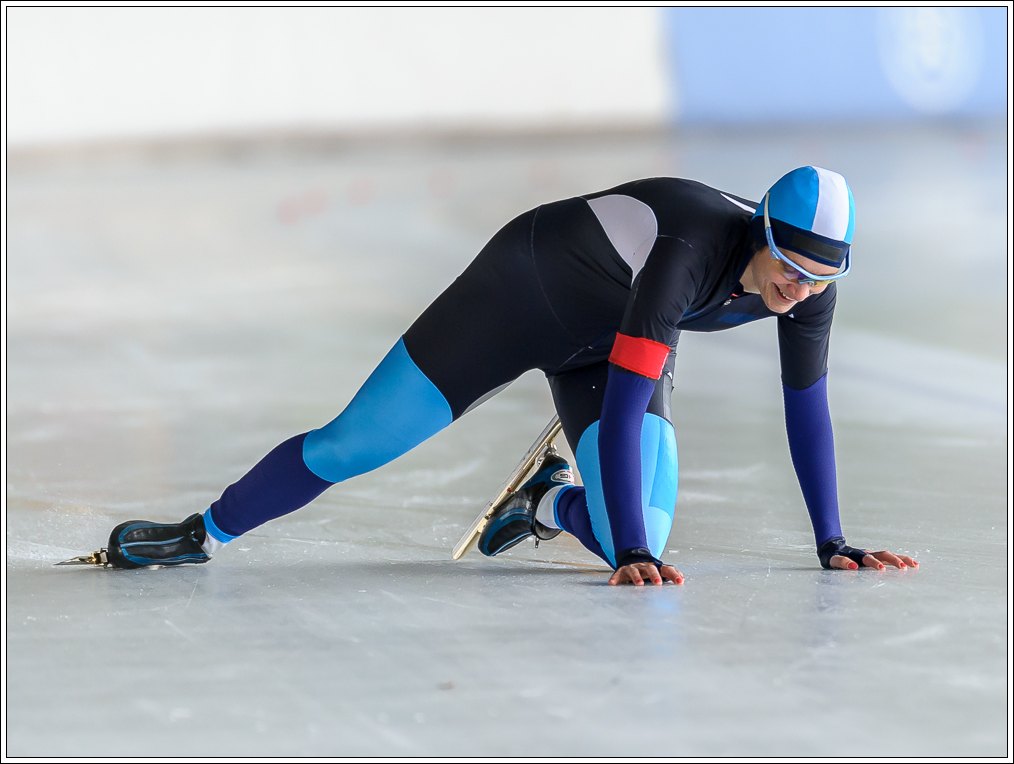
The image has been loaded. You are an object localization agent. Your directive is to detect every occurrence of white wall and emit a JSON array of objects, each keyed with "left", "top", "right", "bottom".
[{"left": 5, "top": 7, "right": 672, "bottom": 146}]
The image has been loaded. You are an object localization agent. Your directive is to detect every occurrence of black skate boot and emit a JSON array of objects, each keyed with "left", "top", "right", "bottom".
[
  {"left": 478, "top": 451, "right": 573, "bottom": 557},
  {"left": 106, "top": 513, "right": 210, "bottom": 569}
]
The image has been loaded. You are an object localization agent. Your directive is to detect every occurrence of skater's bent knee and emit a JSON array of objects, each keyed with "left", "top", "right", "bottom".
[{"left": 301, "top": 338, "right": 453, "bottom": 482}]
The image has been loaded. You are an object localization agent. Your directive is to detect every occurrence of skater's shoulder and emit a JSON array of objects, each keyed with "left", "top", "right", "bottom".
[
  {"left": 581, "top": 176, "right": 689, "bottom": 200},
  {"left": 583, "top": 177, "right": 756, "bottom": 214}
]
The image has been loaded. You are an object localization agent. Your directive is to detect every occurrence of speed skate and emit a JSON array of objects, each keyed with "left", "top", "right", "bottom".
[{"left": 451, "top": 415, "right": 563, "bottom": 560}]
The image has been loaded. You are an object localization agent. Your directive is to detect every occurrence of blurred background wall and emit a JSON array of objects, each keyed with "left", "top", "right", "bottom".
[
  {"left": 664, "top": 6, "right": 1006, "bottom": 123},
  {"left": 6, "top": 7, "right": 670, "bottom": 146},
  {"left": 6, "top": 5, "right": 1007, "bottom": 148}
]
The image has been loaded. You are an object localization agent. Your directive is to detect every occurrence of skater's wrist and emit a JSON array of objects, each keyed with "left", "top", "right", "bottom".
[
  {"left": 615, "top": 547, "right": 665, "bottom": 569},
  {"left": 816, "top": 536, "right": 867, "bottom": 569}
]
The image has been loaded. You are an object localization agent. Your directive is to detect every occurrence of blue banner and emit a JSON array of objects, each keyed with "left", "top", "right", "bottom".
[{"left": 663, "top": 7, "right": 1007, "bottom": 123}]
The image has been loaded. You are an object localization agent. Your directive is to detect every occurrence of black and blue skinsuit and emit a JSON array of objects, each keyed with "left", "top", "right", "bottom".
[{"left": 201, "top": 177, "right": 843, "bottom": 569}]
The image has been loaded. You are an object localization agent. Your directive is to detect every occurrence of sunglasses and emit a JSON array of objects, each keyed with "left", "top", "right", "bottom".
[{"left": 764, "top": 193, "right": 851, "bottom": 286}]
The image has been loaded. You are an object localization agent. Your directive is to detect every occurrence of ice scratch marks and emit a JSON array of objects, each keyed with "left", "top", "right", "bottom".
[
  {"left": 378, "top": 589, "right": 408, "bottom": 607},
  {"left": 184, "top": 577, "right": 199, "bottom": 610},
  {"left": 162, "top": 619, "right": 197, "bottom": 643}
]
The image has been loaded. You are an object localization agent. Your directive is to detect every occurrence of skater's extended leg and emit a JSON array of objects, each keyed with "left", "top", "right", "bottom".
[
  {"left": 105, "top": 206, "right": 579, "bottom": 567},
  {"left": 108, "top": 336, "right": 455, "bottom": 566},
  {"left": 208, "top": 336, "right": 454, "bottom": 538}
]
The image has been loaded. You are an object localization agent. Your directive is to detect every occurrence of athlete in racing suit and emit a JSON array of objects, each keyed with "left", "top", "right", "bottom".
[{"left": 101, "top": 168, "right": 919, "bottom": 584}]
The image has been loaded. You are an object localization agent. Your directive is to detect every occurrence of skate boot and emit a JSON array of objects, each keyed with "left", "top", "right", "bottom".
[
  {"left": 478, "top": 451, "right": 573, "bottom": 557},
  {"left": 106, "top": 513, "right": 211, "bottom": 569}
]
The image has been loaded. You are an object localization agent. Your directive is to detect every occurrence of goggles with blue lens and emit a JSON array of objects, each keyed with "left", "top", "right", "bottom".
[{"left": 763, "top": 193, "right": 851, "bottom": 286}]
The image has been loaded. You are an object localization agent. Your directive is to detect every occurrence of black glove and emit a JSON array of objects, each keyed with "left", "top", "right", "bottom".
[
  {"left": 615, "top": 547, "right": 667, "bottom": 569},
  {"left": 817, "top": 536, "right": 868, "bottom": 569}
]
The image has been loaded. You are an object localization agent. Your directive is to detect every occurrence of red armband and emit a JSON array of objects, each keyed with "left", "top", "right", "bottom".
[{"left": 608, "top": 333, "right": 670, "bottom": 379}]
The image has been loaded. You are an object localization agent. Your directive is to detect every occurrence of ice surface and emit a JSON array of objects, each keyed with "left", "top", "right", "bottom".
[{"left": 4, "top": 123, "right": 1009, "bottom": 757}]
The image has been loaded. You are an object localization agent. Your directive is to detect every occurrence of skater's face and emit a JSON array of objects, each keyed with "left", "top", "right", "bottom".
[{"left": 748, "top": 246, "right": 839, "bottom": 314}]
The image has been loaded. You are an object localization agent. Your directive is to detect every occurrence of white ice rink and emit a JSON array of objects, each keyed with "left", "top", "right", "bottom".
[{"left": 4, "top": 123, "right": 1009, "bottom": 757}]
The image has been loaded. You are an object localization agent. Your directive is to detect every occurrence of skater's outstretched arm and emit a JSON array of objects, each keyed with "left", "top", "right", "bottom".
[
  {"left": 777, "top": 289, "right": 918, "bottom": 571},
  {"left": 591, "top": 238, "right": 699, "bottom": 582}
]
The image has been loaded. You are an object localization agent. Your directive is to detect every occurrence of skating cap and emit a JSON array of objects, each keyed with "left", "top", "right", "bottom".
[{"left": 753, "top": 166, "right": 855, "bottom": 267}]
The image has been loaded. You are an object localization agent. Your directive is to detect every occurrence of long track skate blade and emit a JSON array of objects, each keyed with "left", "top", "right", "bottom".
[
  {"left": 55, "top": 549, "right": 109, "bottom": 566},
  {"left": 452, "top": 416, "right": 563, "bottom": 560}
]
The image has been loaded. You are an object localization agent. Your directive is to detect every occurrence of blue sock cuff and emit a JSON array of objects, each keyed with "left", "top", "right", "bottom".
[{"left": 203, "top": 508, "right": 238, "bottom": 544}]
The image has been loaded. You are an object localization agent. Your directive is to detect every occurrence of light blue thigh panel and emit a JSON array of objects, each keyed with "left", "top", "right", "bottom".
[
  {"left": 302, "top": 338, "right": 453, "bottom": 483},
  {"left": 642, "top": 414, "right": 678, "bottom": 558},
  {"left": 575, "top": 413, "right": 678, "bottom": 567}
]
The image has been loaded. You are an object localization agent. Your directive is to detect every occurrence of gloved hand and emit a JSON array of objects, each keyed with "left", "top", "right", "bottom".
[
  {"left": 817, "top": 536, "right": 919, "bottom": 571},
  {"left": 610, "top": 547, "right": 684, "bottom": 586}
]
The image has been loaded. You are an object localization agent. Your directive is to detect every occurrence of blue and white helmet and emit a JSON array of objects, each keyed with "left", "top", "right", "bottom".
[{"left": 753, "top": 166, "right": 855, "bottom": 268}]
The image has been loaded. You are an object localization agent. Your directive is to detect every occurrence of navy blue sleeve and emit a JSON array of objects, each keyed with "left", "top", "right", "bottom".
[
  {"left": 598, "top": 365, "right": 660, "bottom": 567},
  {"left": 782, "top": 374, "right": 843, "bottom": 546}
]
